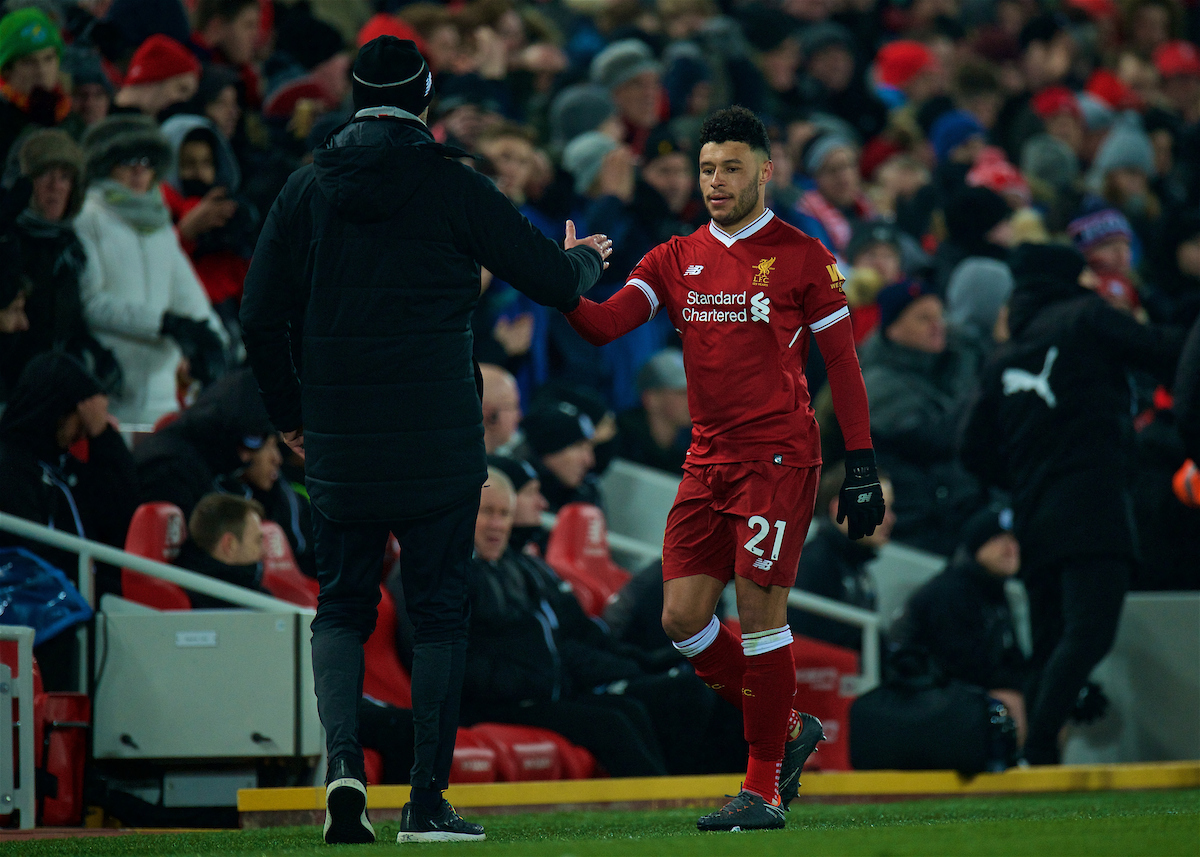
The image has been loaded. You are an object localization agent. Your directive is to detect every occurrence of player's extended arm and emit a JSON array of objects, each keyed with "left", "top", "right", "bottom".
[
  {"left": 815, "top": 318, "right": 885, "bottom": 539},
  {"left": 562, "top": 284, "right": 656, "bottom": 346}
]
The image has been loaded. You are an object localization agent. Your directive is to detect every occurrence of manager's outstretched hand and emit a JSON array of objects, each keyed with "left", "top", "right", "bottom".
[
  {"left": 838, "top": 448, "right": 886, "bottom": 540},
  {"left": 565, "top": 219, "right": 613, "bottom": 270}
]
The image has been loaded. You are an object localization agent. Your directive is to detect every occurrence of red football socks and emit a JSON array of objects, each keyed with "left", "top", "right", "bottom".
[
  {"left": 741, "top": 642, "right": 796, "bottom": 802},
  {"left": 686, "top": 621, "right": 746, "bottom": 710}
]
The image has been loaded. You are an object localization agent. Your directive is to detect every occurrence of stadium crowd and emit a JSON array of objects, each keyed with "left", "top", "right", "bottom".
[{"left": 1, "top": 0, "right": 1199, "bottom": 781}]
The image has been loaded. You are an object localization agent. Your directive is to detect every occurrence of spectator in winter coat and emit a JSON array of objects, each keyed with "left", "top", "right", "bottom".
[
  {"left": 615, "top": 348, "right": 691, "bottom": 475},
  {"left": 112, "top": 34, "right": 202, "bottom": 119},
  {"left": 134, "top": 368, "right": 313, "bottom": 575},
  {"left": 932, "top": 186, "right": 1015, "bottom": 296},
  {"left": 160, "top": 114, "right": 260, "bottom": 338},
  {"left": 75, "top": 115, "right": 227, "bottom": 426},
  {"left": 960, "top": 243, "right": 1186, "bottom": 764},
  {"left": 859, "top": 279, "right": 987, "bottom": 555},
  {"left": 486, "top": 454, "right": 548, "bottom": 554},
  {"left": 888, "top": 507, "right": 1030, "bottom": 747},
  {"left": 521, "top": 400, "right": 602, "bottom": 512},
  {"left": 1143, "top": 210, "right": 1200, "bottom": 327},
  {"left": 794, "top": 132, "right": 877, "bottom": 257},
  {"left": 2, "top": 129, "right": 120, "bottom": 399},
  {"left": 0, "top": 8, "right": 80, "bottom": 166},
  {"left": 789, "top": 460, "right": 895, "bottom": 652},
  {"left": 590, "top": 39, "right": 664, "bottom": 157},
  {"left": 458, "top": 469, "right": 746, "bottom": 777}
]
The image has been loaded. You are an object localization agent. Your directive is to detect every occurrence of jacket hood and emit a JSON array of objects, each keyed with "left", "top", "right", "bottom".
[
  {"left": 159, "top": 113, "right": 241, "bottom": 193},
  {"left": 0, "top": 353, "right": 101, "bottom": 461},
  {"left": 312, "top": 110, "right": 468, "bottom": 223},
  {"left": 1007, "top": 243, "right": 1090, "bottom": 337},
  {"left": 157, "top": 368, "right": 275, "bottom": 475}
]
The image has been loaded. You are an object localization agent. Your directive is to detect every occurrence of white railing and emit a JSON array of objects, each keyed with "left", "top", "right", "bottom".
[
  {"left": 0, "top": 626, "right": 36, "bottom": 830},
  {"left": 0, "top": 511, "right": 309, "bottom": 696}
]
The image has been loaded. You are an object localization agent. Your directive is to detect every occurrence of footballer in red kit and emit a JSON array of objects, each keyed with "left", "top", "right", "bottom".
[{"left": 562, "top": 107, "right": 885, "bottom": 831}]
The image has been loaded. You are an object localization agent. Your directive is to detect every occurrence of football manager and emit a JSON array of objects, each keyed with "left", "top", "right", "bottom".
[{"left": 240, "top": 36, "right": 610, "bottom": 845}]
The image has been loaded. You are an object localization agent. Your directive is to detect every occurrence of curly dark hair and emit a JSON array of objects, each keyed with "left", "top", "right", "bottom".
[{"left": 698, "top": 106, "right": 770, "bottom": 158}]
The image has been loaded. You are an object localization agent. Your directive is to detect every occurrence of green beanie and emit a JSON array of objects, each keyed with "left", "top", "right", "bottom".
[{"left": 0, "top": 8, "right": 64, "bottom": 72}]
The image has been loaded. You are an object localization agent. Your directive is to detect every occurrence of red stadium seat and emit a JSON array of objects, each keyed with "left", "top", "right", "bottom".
[
  {"left": 449, "top": 729, "right": 498, "bottom": 783},
  {"left": 544, "top": 503, "right": 632, "bottom": 618},
  {"left": 153, "top": 411, "right": 181, "bottom": 432},
  {"left": 791, "top": 634, "right": 859, "bottom": 771},
  {"left": 259, "top": 521, "right": 318, "bottom": 607},
  {"left": 363, "top": 585, "right": 412, "bottom": 710},
  {"left": 121, "top": 502, "right": 191, "bottom": 610},
  {"left": 470, "top": 723, "right": 562, "bottom": 781}
]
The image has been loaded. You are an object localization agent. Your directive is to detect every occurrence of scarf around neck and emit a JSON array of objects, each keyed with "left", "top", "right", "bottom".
[{"left": 92, "top": 179, "right": 171, "bottom": 233}]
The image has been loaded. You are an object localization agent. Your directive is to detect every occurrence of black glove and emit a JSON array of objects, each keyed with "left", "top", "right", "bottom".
[
  {"left": 160, "top": 312, "right": 227, "bottom": 386},
  {"left": 1070, "top": 681, "right": 1109, "bottom": 724},
  {"left": 837, "top": 448, "right": 886, "bottom": 540},
  {"left": 556, "top": 295, "right": 581, "bottom": 313}
]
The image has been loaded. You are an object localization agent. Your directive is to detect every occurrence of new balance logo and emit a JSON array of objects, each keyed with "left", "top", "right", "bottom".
[
  {"left": 750, "top": 291, "right": 770, "bottom": 322},
  {"left": 1002, "top": 346, "right": 1059, "bottom": 408},
  {"left": 857, "top": 492, "right": 873, "bottom": 503},
  {"left": 752, "top": 557, "right": 774, "bottom": 571},
  {"left": 684, "top": 265, "right": 704, "bottom": 276}
]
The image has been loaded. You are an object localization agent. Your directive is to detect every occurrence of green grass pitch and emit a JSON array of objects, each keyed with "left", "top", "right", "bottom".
[{"left": 5, "top": 789, "right": 1198, "bottom": 857}]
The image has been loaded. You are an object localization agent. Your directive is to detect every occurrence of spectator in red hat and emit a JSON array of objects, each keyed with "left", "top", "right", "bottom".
[
  {"left": 967, "top": 147, "right": 1032, "bottom": 210},
  {"left": 1031, "top": 85, "right": 1084, "bottom": 158},
  {"left": 190, "top": 0, "right": 264, "bottom": 109},
  {"left": 113, "top": 34, "right": 202, "bottom": 118},
  {"left": 1154, "top": 41, "right": 1200, "bottom": 127},
  {"left": 357, "top": 12, "right": 426, "bottom": 53},
  {"left": 871, "top": 40, "right": 943, "bottom": 109}
]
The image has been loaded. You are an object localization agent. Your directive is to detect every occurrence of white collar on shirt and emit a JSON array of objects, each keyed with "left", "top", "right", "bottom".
[{"left": 708, "top": 208, "right": 775, "bottom": 247}]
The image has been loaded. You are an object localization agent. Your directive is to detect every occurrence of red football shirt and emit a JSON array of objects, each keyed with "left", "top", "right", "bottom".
[{"left": 566, "top": 210, "right": 870, "bottom": 467}]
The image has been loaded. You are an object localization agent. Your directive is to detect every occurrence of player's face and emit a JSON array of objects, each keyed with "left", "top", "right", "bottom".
[{"left": 699, "top": 141, "right": 772, "bottom": 233}]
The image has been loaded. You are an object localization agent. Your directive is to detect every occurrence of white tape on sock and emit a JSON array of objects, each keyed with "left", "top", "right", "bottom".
[
  {"left": 741, "top": 626, "right": 793, "bottom": 657},
  {"left": 673, "top": 615, "right": 721, "bottom": 658}
]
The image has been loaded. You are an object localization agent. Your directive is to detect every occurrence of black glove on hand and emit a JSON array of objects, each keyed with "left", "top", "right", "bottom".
[
  {"left": 556, "top": 295, "right": 581, "bottom": 313},
  {"left": 837, "top": 448, "right": 886, "bottom": 540},
  {"left": 161, "top": 312, "right": 226, "bottom": 386}
]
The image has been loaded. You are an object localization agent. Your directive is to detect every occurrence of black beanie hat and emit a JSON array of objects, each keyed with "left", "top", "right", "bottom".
[
  {"left": 1009, "top": 242, "right": 1086, "bottom": 288},
  {"left": 946, "top": 186, "right": 1011, "bottom": 248},
  {"left": 352, "top": 36, "right": 433, "bottom": 115},
  {"left": 488, "top": 454, "right": 539, "bottom": 492},
  {"left": 960, "top": 506, "right": 1013, "bottom": 557},
  {"left": 522, "top": 401, "right": 595, "bottom": 457}
]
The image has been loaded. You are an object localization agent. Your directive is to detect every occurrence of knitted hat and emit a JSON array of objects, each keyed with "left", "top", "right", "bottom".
[
  {"left": 352, "top": 36, "right": 433, "bottom": 115},
  {"left": 878, "top": 278, "right": 934, "bottom": 331},
  {"left": 562, "top": 130, "right": 619, "bottom": 195},
  {"left": 0, "top": 7, "right": 62, "bottom": 70},
  {"left": 803, "top": 132, "right": 856, "bottom": 176},
  {"left": 1154, "top": 40, "right": 1200, "bottom": 79},
  {"left": 637, "top": 348, "right": 686, "bottom": 393},
  {"left": 1085, "top": 68, "right": 1141, "bottom": 111},
  {"left": 356, "top": 12, "right": 425, "bottom": 53},
  {"left": 1009, "top": 242, "right": 1086, "bottom": 288},
  {"left": 1031, "top": 85, "right": 1081, "bottom": 122},
  {"left": 662, "top": 48, "right": 709, "bottom": 117},
  {"left": 1076, "top": 92, "right": 1114, "bottom": 132},
  {"left": 18, "top": 127, "right": 84, "bottom": 215},
  {"left": 590, "top": 38, "right": 660, "bottom": 91},
  {"left": 946, "top": 186, "right": 1011, "bottom": 248},
  {"left": 946, "top": 257, "right": 1014, "bottom": 335},
  {"left": 62, "top": 44, "right": 113, "bottom": 96},
  {"left": 487, "top": 454, "right": 539, "bottom": 492},
  {"left": 845, "top": 221, "right": 902, "bottom": 264},
  {"left": 873, "top": 40, "right": 936, "bottom": 89},
  {"left": 1020, "top": 133, "right": 1079, "bottom": 188},
  {"left": 643, "top": 123, "right": 684, "bottom": 163},
  {"left": 102, "top": 0, "right": 190, "bottom": 55},
  {"left": 929, "top": 109, "right": 984, "bottom": 163},
  {"left": 1067, "top": 207, "right": 1132, "bottom": 253},
  {"left": 522, "top": 401, "right": 595, "bottom": 457},
  {"left": 960, "top": 506, "right": 1013, "bottom": 557},
  {"left": 82, "top": 113, "right": 172, "bottom": 186},
  {"left": 801, "top": 22, "right": 855, "bottom": 60},
  {"left": 967, "top": 147, "right": 1031, "bottom": 206},
  {"left": 1088, "top": 118, "right": 1154, "bottom": 184},
  {"left": 124, "top": 34, "right": 201, "bottom": 87},
  {"left": 549, "top": 84, "right": 616, "bottom": 148}
]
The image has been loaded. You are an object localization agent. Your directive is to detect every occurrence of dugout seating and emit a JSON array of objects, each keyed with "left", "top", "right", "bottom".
[
  {"left": 259, "top": 521, "right": 318, "bottom": 608},
  {"left": 121, "top": 503, "right": 191, "bottom": 610},
  {"left": 791, "top": 635, "right": 858, "bottom": 771},
  {"left": 544, "top": 503, "right": 631, "bottom": 618},
  {"left": 0, "top": 648, "right": 90, "bottom": 826}
]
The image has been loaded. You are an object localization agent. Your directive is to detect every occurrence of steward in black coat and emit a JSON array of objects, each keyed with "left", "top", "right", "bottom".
[
  {"left": 237, "top": 37, "right": 606, "bottom": 827},
  {"left": 959, "top": 244, "right": 1184, "bottom": 764}
]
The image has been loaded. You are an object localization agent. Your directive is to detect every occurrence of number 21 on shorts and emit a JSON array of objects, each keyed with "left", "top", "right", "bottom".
[{"left": 744, "top": 516, "right": 787, "bottom": 561}]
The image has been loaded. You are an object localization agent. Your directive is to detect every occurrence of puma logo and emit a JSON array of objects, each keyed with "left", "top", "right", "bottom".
[{"left": 1002, "top": 346, "right": 1058, "bottom": 408}]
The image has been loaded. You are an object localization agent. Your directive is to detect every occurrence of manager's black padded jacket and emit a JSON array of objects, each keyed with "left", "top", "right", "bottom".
[{"left": 241, "top": 113, "right": 603, "bottom": 522}]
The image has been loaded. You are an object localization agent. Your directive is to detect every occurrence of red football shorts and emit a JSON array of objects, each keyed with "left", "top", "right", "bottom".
[{"left": 662, "top": 460, "right": 821, "bottom": 588}]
